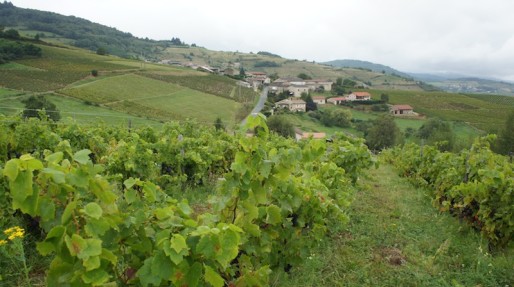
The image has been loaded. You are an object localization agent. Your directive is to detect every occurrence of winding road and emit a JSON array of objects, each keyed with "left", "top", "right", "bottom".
[{"left": 241, "top": 86, "right": 268, "bottom": 126}]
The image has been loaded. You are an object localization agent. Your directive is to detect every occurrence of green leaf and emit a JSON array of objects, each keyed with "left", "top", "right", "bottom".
[
  {"left": 216, "top": 229, "right": 240, "bottom": 268},
  {"left": 142, "top": 182, "right": 157, "bottom": 202},
  {"left": 73, "top": 149, "right": 92, "bottom": 165},
  {"left": 124, "top": 188, "right": 137, "bottom": 204},
  {"left": 204, "top": 265, "right": 224, "bottom": 287},
  {"left": 85, "top": 218, "right": 111, "bottom": 237},
  {"left": 151, "top": 252, "right": 173, "bottom": 280},
  {"left": 3, "top": 159, "right": 19, "bottom": 181},
  {"left": 259, "top": 160, "right": 273, "bottom": 178},
  {"left": 137, "top": 258, "right": 161, "bottom": 287},
  {"left": 61, "top": 201, "right": 78, "bottom": 225},
  {"left": 83, "top": 202, "right": 103, "bottom": 219},
  {"left": 196, "top": 234, "right": 217, "bottom": 259},
  {"left": 38, "top": 196, "right": 56, "bottom": 221},
  {"left": 185, "top": 262, "right": 202, "bottom": 287},
  {"left": 9, "top": 170, "right": 33, "bottom": 203},
  {"left": 45, "top": 152, "right": 63, "bottom": 164},
  {"left": 81, "top": 268, "right": 109, "bottom": 285},
  {"left": 21, "top": 155, "right": 44, "bottom": 171},
  {"left": 65, "top": 234, "right": 87, "bottom": 257},
  {"left": 266, "top": 205, "right": 282, "bottom": 225},
  {"left": 170, "top": 234, "right": 189, "bottom": 254},
  {"left": 83, "top": 256, "right": 101, "bottom": 271},
  {"left": 78, "top": 238, "right": 103, "bottom": 260},
  {"left": 123, "top": 177, "right": 137, "bottom": 189},
  {"left": 42, "top": 168, "right": 66, "bottom": 184}
]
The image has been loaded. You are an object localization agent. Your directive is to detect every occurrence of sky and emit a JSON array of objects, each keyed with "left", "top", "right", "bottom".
[{"left": 11, "top": 0, "right": 514, "bottom": 82}]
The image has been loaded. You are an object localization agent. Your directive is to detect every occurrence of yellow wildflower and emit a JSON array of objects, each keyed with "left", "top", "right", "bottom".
[
  {"left": 4, "top": 226, "right": 25, "bottom": 240},
  {"left": 0, "top": 239, "right": 7, "bottom": 246}
]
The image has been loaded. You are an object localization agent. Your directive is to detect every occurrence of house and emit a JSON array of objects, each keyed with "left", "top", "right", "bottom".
[
  {"left": 327, "top": 97, "right": 347, "bottom": 105},
  {"left": 289, "top": 84, "right": 310, "bottom": 97},
  {"left": 390, "top": 105, "right": 414, "bottom": 115},
  {"left": 305, "top": 79, "right": 333, "bottom": 91},
  {"left": 274, "top": 77, "right": 306, "bottom": 86},
  {"left": 275, "top": 98, "right": 306, "bottom": 112},
  {"left": 312, "top": 96, "right": 326, "bottom": 104},
  {"left": 295, "top": 129, "right": 326, "bottom": 141},
  {"left": 347, "top": 91, "right": 371, "bottom": 101},
  {"left": 269, "top": 82, "right": 288, "bottom": 94}
]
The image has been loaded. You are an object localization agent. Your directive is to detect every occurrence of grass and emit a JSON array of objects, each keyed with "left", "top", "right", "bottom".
[
  {"left": 273, "top": 162, "right": 514, "bottom": 286},
  {"left": 368, "top": 90, "right": 514, "bottom": 132},
  {"left": 0, "top": 92, "right": 161, "bottom": 127},
  {"left": 60, "top": 73, "right": 242, "bottom": 126},
  {"left": 61, "top": 73, "right": 185, "bottom": 103}
]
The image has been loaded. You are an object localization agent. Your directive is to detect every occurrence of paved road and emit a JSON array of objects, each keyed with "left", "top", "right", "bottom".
[{"left": 241, "top": 86, "right": 268, "bottom": 126}]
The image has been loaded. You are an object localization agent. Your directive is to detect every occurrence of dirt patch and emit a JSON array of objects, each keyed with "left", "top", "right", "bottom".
[{"left": 378, "top": 247, "right": 407, "bottom": 266}]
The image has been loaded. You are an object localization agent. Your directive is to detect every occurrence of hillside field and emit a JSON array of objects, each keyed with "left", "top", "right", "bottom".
[
  {"left": 0, "top": 43, "right": 255, "bottom": 127},
  {"left": 366, "top": 89, "right": 514, "bottom": 132}
]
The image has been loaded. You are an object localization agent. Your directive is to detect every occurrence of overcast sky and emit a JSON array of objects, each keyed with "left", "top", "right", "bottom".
[{"left": 12, "top": 0, "right": 514, "bottom": 81}]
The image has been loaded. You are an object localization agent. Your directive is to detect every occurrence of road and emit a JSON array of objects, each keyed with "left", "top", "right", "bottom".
[{"left": 241, "top": 86, "right": 268, "bottom": 126}]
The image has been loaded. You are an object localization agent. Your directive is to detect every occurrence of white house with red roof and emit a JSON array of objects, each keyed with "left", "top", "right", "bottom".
[
  {"left": 347, "top": 91, "right": 371, "bottom": 101},
  {"left": 390, "top": 105, "right": 414, "bottom": 115}
]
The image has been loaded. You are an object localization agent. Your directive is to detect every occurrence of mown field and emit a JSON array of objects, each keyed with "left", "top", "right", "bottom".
[{"left": 367, "top": 89, "right": 514, "bottom": 132}]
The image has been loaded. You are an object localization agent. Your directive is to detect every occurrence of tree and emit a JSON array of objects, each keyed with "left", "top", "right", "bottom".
[
  {"left": 239, "top": 67, "right": 246, "bottom": 78},
  {"left": 96, "top": 47, "right": 107, "bottom": 55},
  {"left": 267, "top": 115, "right": 295, "bottom": 138},
  {"left": 417, "top": 118, "right": 455, "bottom": 151},
  {"left": 495, "top": 110, "right": 514, "bottom": 155},
  {"left": 380, "top": 93, "right": 389, "bottom": 103},
  {"left": 214, "top": 117, "right": 225, "bottom": 131},
  {"left": 320, "top": 109, "right": 351, "bottom": 128},
  {"left": 297, "top": 73, "right": 312, "bottom": 80},
  {"left": 304, "top": 95, "right": 317, "bottom": 112},
  {"left": 3, "top": 28, "right": 20, "bottom": 39},
  {"left": 22, "top": 95, "right": 61, "bottom": 121},
  {"left": 365, "top": 115, "right": 400, "bottom": 151}
]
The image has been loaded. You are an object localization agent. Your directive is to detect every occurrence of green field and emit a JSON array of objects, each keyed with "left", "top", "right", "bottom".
[
  {"left": 0, "top": 92, "right": 161, "bottom": 127},
  {"left": 367, "top": 90, "right": 514, "bottom": 132},
  {"left": 61, "top": 74, "right": 185, "bottom": 103}
]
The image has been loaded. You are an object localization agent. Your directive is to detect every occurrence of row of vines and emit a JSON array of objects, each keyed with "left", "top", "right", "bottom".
[
  {"left": 0, "top": 114, "right": 374, "bottom": 286},
  {"left": 383, "top": 136, "right": 513, "bottom": 249}
]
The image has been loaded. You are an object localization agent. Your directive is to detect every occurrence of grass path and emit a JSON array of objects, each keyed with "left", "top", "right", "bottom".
[{"left": 274, "top": 162, "right": 513, "bottom": 286}]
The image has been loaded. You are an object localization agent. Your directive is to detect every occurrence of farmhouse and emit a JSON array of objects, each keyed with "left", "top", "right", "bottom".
[
  {"left": 270, "top": 78, "right": 333, "bottom": 97},
  {"left": 305, "top": 79, "right": 333, "bottom": 91},
  {"left": 347, "top": 91, "right": 371, "bottom": 101},
  {"left": 275, "top": 98, "right": 306, "bottom": 112},
  {"left": 390, "top": 104, "right": 414, "bottom": 115},
  {"left": 327, "top": 97, "right": 347, "bottom": 105},
  {"left": 312, "top": 96, "right": 326, "bottom": 104}
]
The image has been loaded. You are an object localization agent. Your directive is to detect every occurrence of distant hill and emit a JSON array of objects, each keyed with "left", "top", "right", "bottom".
[
  {"left": 0, "top": 1, "right": 175, "bottom": 59},
  {"left": 0, "top": 2, "right": 432, "bottom": 93},
  {"left": 322, "top": 59, "right": 412, "bottom": 79},
  {"left": 426, "top": 77, "right": 514, "bottom": 96}
]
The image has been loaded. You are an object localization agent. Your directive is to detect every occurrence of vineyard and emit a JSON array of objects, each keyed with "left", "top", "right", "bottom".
[
  {"left": 0, "top": 114, "right": 374, "bottom": 286},
  {"left": 383, "top": 137, "right": 514, "bottom": 248}
]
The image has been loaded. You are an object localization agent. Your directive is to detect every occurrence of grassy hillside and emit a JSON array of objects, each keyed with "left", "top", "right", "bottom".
[
  {"left": 0, "top": 41, "right": 256, "bottom": 127},
  {"left": 364, "top": 89, "right": 514, "bottom": 132}
]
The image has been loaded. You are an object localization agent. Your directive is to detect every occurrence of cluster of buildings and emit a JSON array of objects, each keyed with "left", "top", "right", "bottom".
[{"left": 269, "top": 77, "right": 333, "bottom": 97}]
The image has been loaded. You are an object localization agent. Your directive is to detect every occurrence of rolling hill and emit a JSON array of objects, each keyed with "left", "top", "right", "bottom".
[
  {"left": 0, "top": 2, "right": 428, "bottom": 91},
  {"left": 0, "top": 36, "right": 256, "bottom": 127}
]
